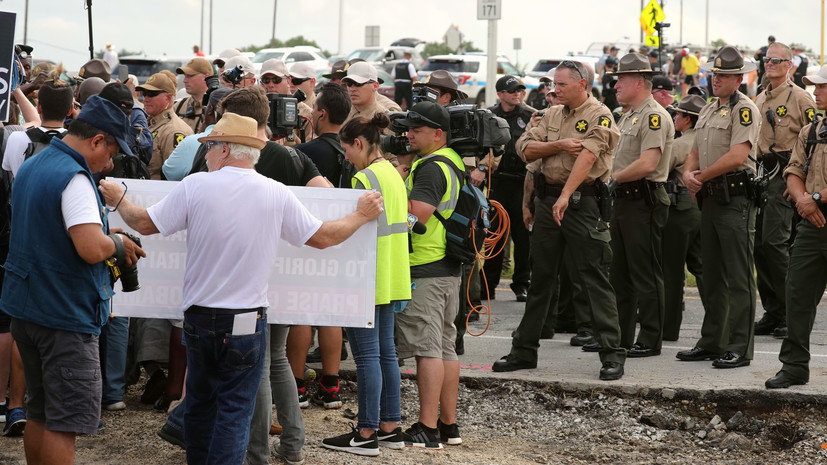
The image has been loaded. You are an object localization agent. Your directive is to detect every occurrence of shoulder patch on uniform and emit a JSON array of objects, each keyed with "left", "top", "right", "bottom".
[
  {"left": 598, "top": 116, "right": 612, "bottom": 128},
  {"left": 151, "top": 130, "right": 158, "bottom": 139},
  {"left": 806, "top": 108, "right": 816, "bottom": 123},
  {"left": 575, "top": 120, "right": 588, "bottom": 133},
  {"left": 648, "top": 114, "right": 661, "bottom": 130},
  {"left": 739, "top": 108, "right": 753, "bottom": 126},
  {"left": 174, "top": 133, "right": 186, "bottom": 148},
  {"left": 775, "top": 105, "right": 788, "bottom": 117}
]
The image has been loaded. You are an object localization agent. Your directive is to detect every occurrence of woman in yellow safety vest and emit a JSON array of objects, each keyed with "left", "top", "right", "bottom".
[{"left": 321, "top": 113, "right": 412, "bottom": 457}]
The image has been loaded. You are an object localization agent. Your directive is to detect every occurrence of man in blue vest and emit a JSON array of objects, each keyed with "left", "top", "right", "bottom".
[{"left": 0, "top": 96, "right": 145, "bottom": 464}]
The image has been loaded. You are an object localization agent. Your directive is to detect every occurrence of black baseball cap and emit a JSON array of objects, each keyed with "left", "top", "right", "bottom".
[
  {"left": 76, "top": 96, "right": 134, "bottom": 156},
  {"left": 397, "top": 102, "right": 450, "bottom": 131},
  {"left": 652, "top": 75, "right": 673, "bottom": 91},
  {"left": 99, "top": 82, "right": 134, "bottom": 114},
  {"left": 496, "top": 75, "right": 525, "bottom": 93}
]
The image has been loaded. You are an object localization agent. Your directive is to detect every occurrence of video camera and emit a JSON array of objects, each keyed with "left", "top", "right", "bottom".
[
  {"left": 267, "top": 89, "right": 306, "bottom": 139},
  {"left": 412, "top": 86, "right": 440, "bottom": 105}
]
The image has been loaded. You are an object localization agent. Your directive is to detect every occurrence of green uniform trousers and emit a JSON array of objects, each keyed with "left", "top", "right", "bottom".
[
  {"left": 662, "top": 193, "right": 704, "bottom": 341},
  {"left": 696, "top": 194, "right": 757, "bottom": 358},
  {"left": 610, "top": 188, "right": 669, "bottom": 350},
  {"left": 510, "top": 194, "right": 625, "bottom": 365},
  {"left": 754, "top": 174, "right": 794, "bottom": 323},
  {"left": 545, "top": 255, "right": 592, "bottom": 335},
  {"left": 778, "top": 220, "right": 827, "bottom": 380}
]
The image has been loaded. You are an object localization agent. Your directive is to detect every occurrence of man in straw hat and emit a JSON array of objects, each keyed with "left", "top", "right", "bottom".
[
  {"left": 493, "top": 59, "right": 626, "bottom": 381},
  {"left": 677, "top": 45, "right": 760, "bottom": 368},
  {"left": 765, "top": 64, "right": 827, "bottom": 389},
  {"left": 662, "top": 95, "right": 706, "bottom": 342},
  {"left": 606, "top": 53, "right": 675, "bottom": 358},
  {"left": 99, "top": 112, "right": 384, "bottom": 464},
  {"left": 752, "top": 42, "right": 816, "bottom": 340}
]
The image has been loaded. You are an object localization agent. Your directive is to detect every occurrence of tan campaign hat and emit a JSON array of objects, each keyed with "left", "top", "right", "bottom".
[
  {"left": 177, "top": 57, "right": 214, "bottom": 76},
  {"left": 701, "top": 46, "right": 757, "bottom": 74},
  {"left": 198, "top": 112, "right": 266, "bottom": 149},
  {"left": 413, "top": 69, "right": 468, "bottom": 99},
  {"left": 674, "top": 95, "right": 706, "bottom": 116},
  {"left": 804, "top": 65, "right": 827, "bottom": 85},
  {"left": 259, "top": 59, "right": 288, "bottom": 78},
  {"left": 606, "top": 53, "right": 656, "bottom": 76},
  {"left": 323, "top": 60, "right": 349, "bottom": 79},
  {"left": 289, "top": 62, "right": 315, "bottom": 80},
  {"left": 77, "top": 58, "right": 112, "bottom": 82},
  {"left": 136, "top": 72, "right": 176, "bottom": 95}
]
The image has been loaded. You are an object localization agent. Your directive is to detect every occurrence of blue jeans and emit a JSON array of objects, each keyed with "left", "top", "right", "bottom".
[
  {"left": 346, "top": 304, "right": 401, "bottom": 430},
  {"left": 99, "top": 316, "right": 128, "bottom": 405},
  {"left": 182, "top": 308, "right": 266, "bottom": 465}
]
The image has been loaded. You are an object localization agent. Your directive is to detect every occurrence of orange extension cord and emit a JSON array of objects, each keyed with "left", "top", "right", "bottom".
[{"left": 463, "top": 163, "right": 510, "bottom": 337}]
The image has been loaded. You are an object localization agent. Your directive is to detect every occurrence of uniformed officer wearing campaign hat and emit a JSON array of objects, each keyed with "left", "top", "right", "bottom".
[
  {"left": 413, "top": 70, "right": 468, "bottom": 105},
  {"left": 752, "top": 42, "right": 817, "bottom": 339},
  {"left": 605, "top": 53, "right": 675, "bottom": 357},
  {"left": 765, "top": 65, "right": 827, "bottom": 389},
  {"left": 677, "top": 45, "right": 760, "bottom": 368},
  {"left": 662, "top": 95, "right": 706, "bottom": 341},
  {"left": 137, "top": 72, "right": 194, "bottom": 179}
]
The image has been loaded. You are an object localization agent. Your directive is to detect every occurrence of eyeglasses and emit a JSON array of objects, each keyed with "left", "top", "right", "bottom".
[
  {"left": 557, "top": 60, "right": 584, "bottom": 81},
  {"left": 106, "top": 182, "right": 128, "bottom": 212},
  {"left": 260, "top": 76, "right": 283, "bottom": 85},
  {"left": 762, "top": 57, "right": 791, "bottom": 65},
  {"left": 205, "top": 141, "right": 225, "bottom": 150},
  {"left": 345, "top": 80, "right": 374, "bottom": 88},
  {"left": 405, "top": 111, "right": 441, "bottom": 129},
  {"left": 290, "top": 77, "right": 310, "bottom": 86},
  {"left": 141, "top": 90, "right": 164, "bottom": 98},
  {"left": 500, "top": 89, "right": 521, "bottom": 94}
]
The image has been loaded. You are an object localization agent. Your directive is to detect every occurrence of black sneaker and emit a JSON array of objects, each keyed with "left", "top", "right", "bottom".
[
  {"left": 377, "top": 426, "right": 404, "bottom": 449},
  {"left": 313, "top": 379, "right": 343, "bottom": 409},
  {"left": 322, "top": 423, "right": 379, "bottom": 457},
  {"left": 157, "top": 423, "right": 185, "bottom": 450},
  {"left": 403, "top": 422, "right": 443, "bottom": 449},
  {"left": 297, "top": 386, "right": 309, "bottom": 409},
  {"left": 437, "top": 419, "right": 462, "bottom": 445}
]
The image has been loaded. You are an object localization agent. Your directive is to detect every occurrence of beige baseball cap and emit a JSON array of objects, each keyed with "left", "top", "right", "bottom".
[
  {"left": 260, "top": 59, "right": 288, "bottom": 78},
  {"left": 289, "top": 62, "right": 315, "bottom": 80}
]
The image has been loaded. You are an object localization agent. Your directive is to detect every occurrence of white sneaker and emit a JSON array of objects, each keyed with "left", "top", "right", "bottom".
[{"left": 104, "top": 401, "right": 126, "bottom": 411}]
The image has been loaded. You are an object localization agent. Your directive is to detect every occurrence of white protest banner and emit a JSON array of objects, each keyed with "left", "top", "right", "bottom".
[{"left": 108, "top": 179, "right": 377, "bottom": 328}]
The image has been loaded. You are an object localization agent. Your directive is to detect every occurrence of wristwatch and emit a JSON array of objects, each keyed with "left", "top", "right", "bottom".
[
  {"left": 813, "top": 191, "right": 822, "bottom": 204},
  {"left": 478, "top": 165, "right": 488, "bottom": 173}
]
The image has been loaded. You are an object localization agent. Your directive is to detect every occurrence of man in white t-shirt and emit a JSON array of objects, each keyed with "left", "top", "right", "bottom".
[{"left": 99, "top": 112, "right": 383, "bottom": 465}]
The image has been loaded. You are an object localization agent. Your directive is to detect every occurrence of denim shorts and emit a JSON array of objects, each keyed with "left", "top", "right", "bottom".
[{"left": 11, "top": 318, "right": 102, "bottom": 435}]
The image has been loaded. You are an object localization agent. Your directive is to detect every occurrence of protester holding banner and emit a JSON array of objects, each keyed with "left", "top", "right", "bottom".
[
  {"left": 322, "top": 113, "right": 411, "bottom": 456},
  {"left": 98, "top": 112, "right": 384, "bottom": 465}
]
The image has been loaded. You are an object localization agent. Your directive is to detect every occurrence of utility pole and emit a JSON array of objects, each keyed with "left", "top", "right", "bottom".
[
  {"left": 23, "top": 0, "right": 28, "bottom": 43},
  {"left": 200, "top": 0, "right": 204, "bottom": 51},
  {"left": 338, "top": 0, "right": 344, "bottom": 55},
  {"left": 209, "top": 0, "right": 213, "bottom": 54},
  {"left": 272, "top": 0, "right": 277, "bottom": 45}
]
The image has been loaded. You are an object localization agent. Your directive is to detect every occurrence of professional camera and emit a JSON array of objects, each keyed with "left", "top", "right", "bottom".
[
  {"left": 201, "top": 74, "right": 221, "bottom": 107},
  {"left": 412, "top": 86, "right": 440, "bottom": 104},
  {"left": 222, "top": 66, "right": 244, "bottom": 86},
  {"left": 380, "top": 111, "right": 413, "bottom": 155},
  {"left": 108, "top": 232, "right": 142, "bottom": 292},
  {"left": 445, "top": 104, "right": 511, "bottom": 159},
  {"left": 267, "top": 89, "right": 306, "bottom": 138}
]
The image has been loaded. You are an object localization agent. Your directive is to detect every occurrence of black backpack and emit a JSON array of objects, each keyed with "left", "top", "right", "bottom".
[
  {"left": 109, "top": 152, "right": 151, "bottom": 179},
  {"left": 794, "top": 55, "right": 809, "bottom": 88},
  {"left": 414, "top": 155, "right": 490, "bottom": 264},
  {"left": 24, "top": 127, "right": 65, "bottom": 159}
]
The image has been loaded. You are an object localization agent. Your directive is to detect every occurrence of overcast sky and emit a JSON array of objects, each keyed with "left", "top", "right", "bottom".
[{"left": 2, "top": 0, "right": 826, "bottom": 71}]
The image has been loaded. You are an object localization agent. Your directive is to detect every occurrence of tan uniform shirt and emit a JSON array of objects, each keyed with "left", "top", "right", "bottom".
[
  {"left": 174, "top": 95, "right": 205, "bottom": 133},
  {"left": 147, "top": 107, "right": 194, "bottom": 179},
  {"left": 669, "top": 128, "right": 696, "bottom": 188},
  {"left": 693, "top": 91, "right": 760, "bottom": 172},
  {"left": 612, "top": 95, "right": 675, "bottom": 182},
  {"left": 516, "top": 96, "right": 620, "bottom": 184},
  {"left": 755, "top": 79, "right": 815, "bottom": 155},
  {"left": 346, "top": 97, "right": 403, "bottom": 165},
  {"left": 785, "top": 119, "right": 827, "bottom": 194},
  {"left": 376, "top": 93, "right": 401, "bottom": 113}
]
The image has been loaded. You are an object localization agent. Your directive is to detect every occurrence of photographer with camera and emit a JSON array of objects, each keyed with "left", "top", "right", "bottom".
[
  {"left": 221, "top": 55, "right": 257, "bottom": 89},
  {"left": 174, "top": 58, "right": 215, "bottom": 132},
  {"left": 0, "top": 96, "right": 145, "bottom": 463},
  {"left": 137, "top": 72, "right": 194, "bottom": 179},
  {"left": 492, "top": 60, "right": 626, "bottom": 381}
]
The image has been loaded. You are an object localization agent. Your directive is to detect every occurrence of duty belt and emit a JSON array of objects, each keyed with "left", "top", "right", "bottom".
[
  {"left": 537, "top": 181, "right": 597, "bottom": 199},
  {"left": 614, "top": 179, "right": 664, "bottom": 200},
  {"left": 700, "top": 170, "right": 752, "bottom": 198}
]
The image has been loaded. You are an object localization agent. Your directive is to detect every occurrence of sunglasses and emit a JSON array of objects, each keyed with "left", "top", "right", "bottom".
[
  {"left": 762, "top": 57, "right": 790, "bottom": 65},
  {"left": 141, "top": 90, "right": 165, "bottom": 98},
  {"left": 205, "top": 141, "right": 225, "bottom": 150},
  {"left": 406, "top": 111, "right": 441, "bottom": 128},
  {"left": 345, "top": 80, "right": 374, "bottom": 88},
  {"left": 501, "top": 89, "right": 521, "bottom": 94},
  {"left": 558, "top": 60, "right": 584, "bottom": 80},
  {"left": 290, "top": 77, "right": 310, "bottom": 86},
  {"left": 260, "top": 76, "right": 283, "bottom": 85}
]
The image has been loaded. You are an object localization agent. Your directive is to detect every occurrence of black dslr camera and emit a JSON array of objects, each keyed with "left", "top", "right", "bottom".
[
  {"left": 222, "top": 66, "right": 245, "bottom": 86},
  {"left": 106, "top": 232, "right": 142, "bottom": 292},
  {"left": 379, "top": 112, "right": 413, "bottom": 155}
]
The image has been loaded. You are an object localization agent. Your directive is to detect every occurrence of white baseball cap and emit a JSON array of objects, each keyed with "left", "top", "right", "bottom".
[
  {"left": 289, "top": 62, "right": 315, "bottom": 80},
  {"left": 260, "top": 59, "right": 288, "bottom": 78},
  {"left": 223, "top": 55, "right": 255, "bottom": 76},
  {"left": 343, "top": 62, "right": 383, "bottom": 84}
]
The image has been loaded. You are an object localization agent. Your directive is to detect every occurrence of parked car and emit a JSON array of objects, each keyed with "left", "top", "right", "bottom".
[
  {"left": 347, "top": 46, "right": 424, "bottom": 74},
  {"left": 418, "top": 53, "right": 541, "bottom": 106},
  {"left": 250, "top": 46, "right": 330, "bottom": 73}
]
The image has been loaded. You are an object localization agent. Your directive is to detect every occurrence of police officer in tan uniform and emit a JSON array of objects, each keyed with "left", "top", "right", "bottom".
[
  {"left": 492, "top": 60, "right": 626, "bottom": 381},
  {"left": 347, "top": 59, "right": 399, "bottom": 113},
  {"left": 137, "top": 72, "right": 194, "bottom": 179},
  {"left": 607, "top": 53, "right": 675, "bottom": 357},
  {"left": 753, "top": 42, "right": 816, "bottom": 338},
  {"left": 174, "top": 57, "right": 214, "bottom": 133},
  {"left": 766, "top": 65, "right": 827, "bottom": 389},
  {"left": 678, "top": 46, "right": 761, "bottom": 368},
  {"left": 342, "top": 62, "right": 402, "bottom": 166},
  {"left": 662, "top": 95, "right": 706, "bottom": 341}
]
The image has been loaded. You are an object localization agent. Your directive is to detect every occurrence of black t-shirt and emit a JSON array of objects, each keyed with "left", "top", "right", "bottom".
[
  {"left": 255, "top": 142, "right": 320, "bottom": 186},
  {"left": 488, "top": 103, "right": 533, "bottom": 176},
  {"left": 409, "top": 161, "right": 461, "bottom": 278},
  {"left": 296, "top": 133, "right": 354, "bottom": 188}
]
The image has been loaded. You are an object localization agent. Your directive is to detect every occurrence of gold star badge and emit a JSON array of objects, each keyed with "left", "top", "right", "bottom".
[
  {"left": 776, "top": 105, "right": 787, "bottom": 117},
  {"left": 575, "top": 120, "right": 588, "bottom": 133},
  {"left": 721, "top": 109, "right": 728, "bottom": 117},
  {"left": 632, "top": 117, "right": 639, "bottom": 125}
]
